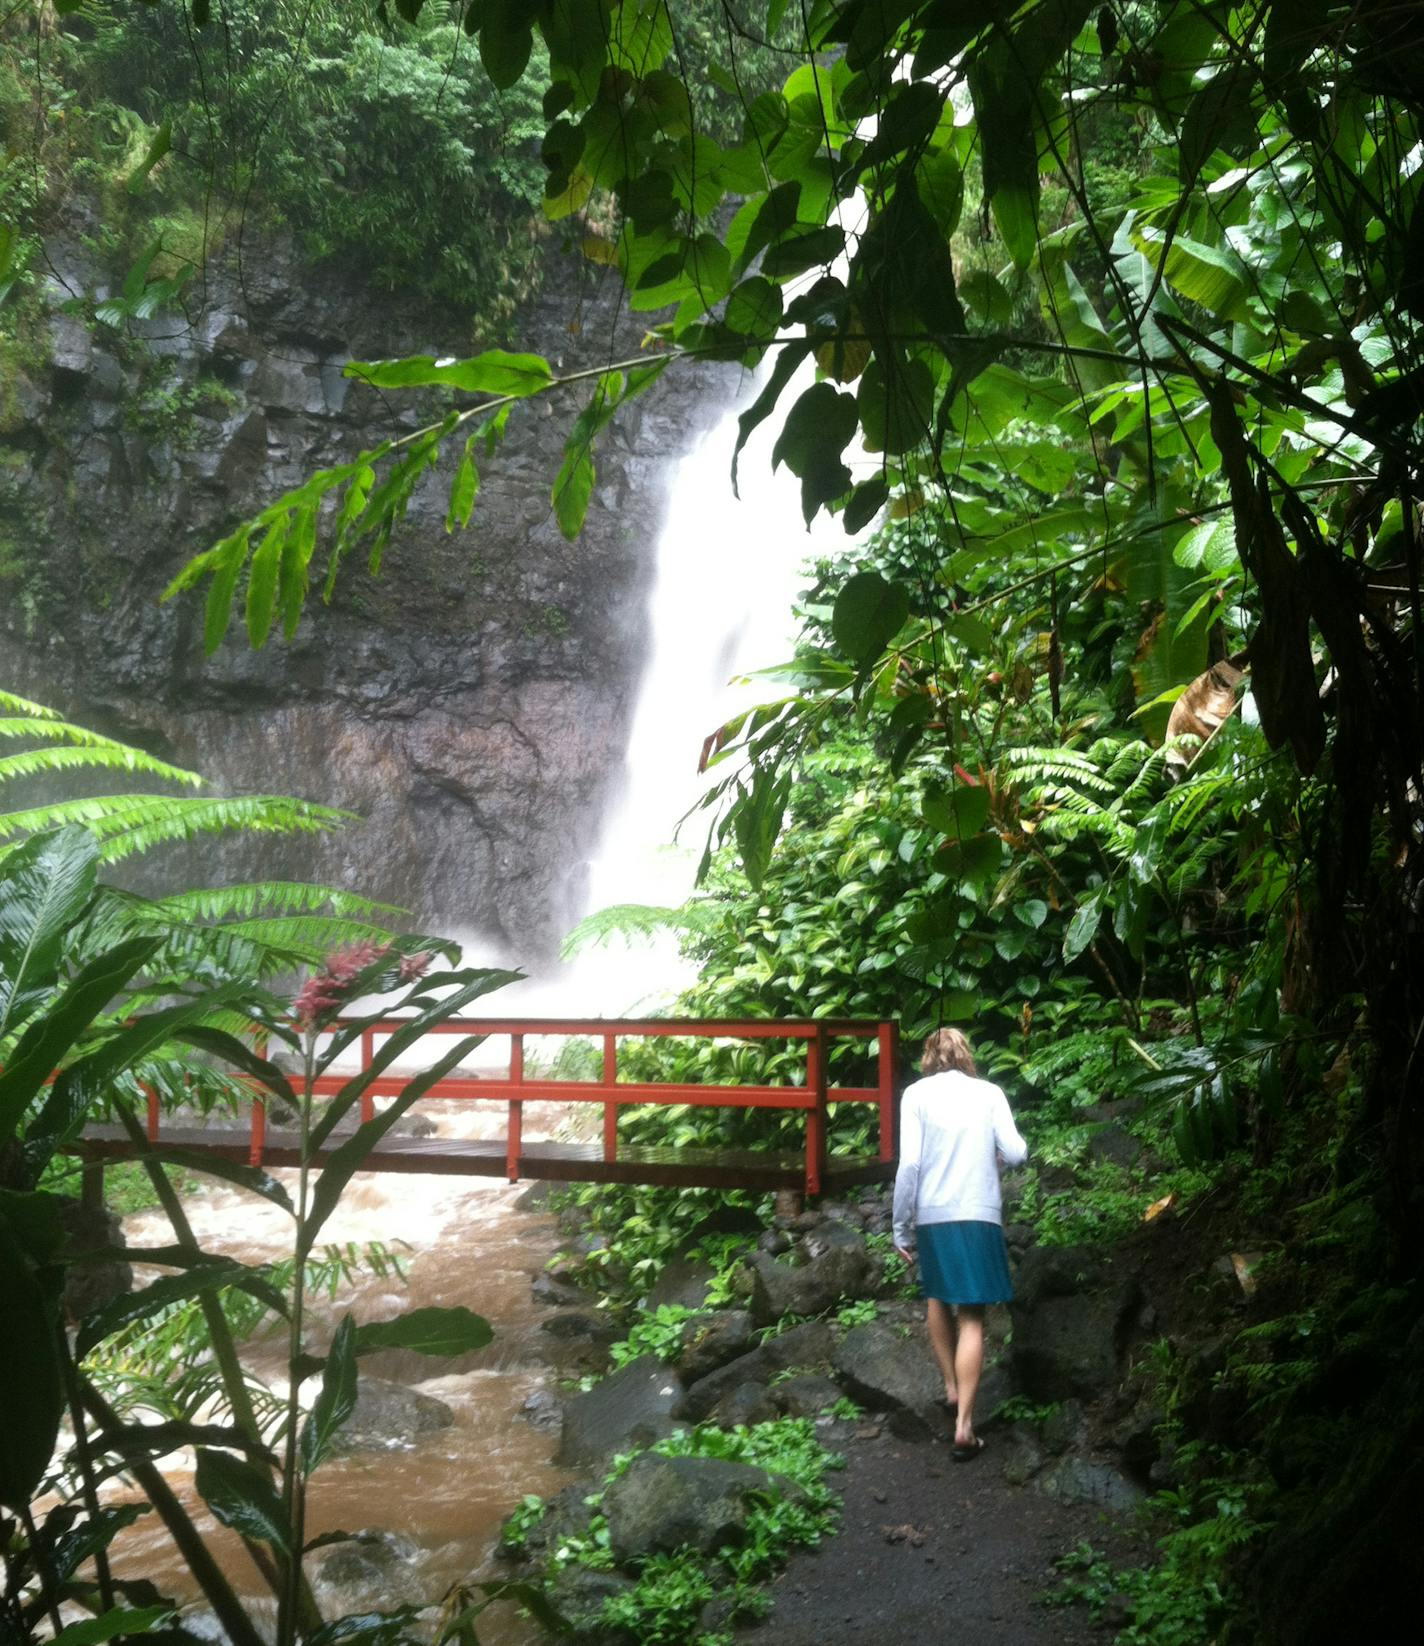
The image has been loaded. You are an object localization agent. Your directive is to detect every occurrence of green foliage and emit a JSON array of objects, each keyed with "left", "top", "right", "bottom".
[
  {"left": 608, "top": 1302, "right": 699, "bottom": 1368},
  {"left": 517, "top": 1416, "right": 841, "bottom": 1644},
  {"left": 1048, "top": 1480, "right": 1272, "bottom": 1646}
]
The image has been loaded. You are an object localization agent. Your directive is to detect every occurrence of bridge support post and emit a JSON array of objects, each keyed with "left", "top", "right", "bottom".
[
  {"left": 602, "top": 1033, "right": 618, "bottom": 1163},
  {"left": 81, "top": 1160, "right": 105, "bottom": 1213},
  {"left": 877, "top": 1021, "right": 899, "bottom": 1163},
  {"left": 507, "top": 1033, "right": 524, "bottom": 1182},
  {"left": 805, "top": 1023, "right": 828, "bottom": 1198}
]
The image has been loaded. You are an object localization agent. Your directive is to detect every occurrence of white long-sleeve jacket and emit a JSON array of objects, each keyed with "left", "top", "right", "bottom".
[{"left": 891, "top": 1069, "right": 1029, "bottom": 1249}]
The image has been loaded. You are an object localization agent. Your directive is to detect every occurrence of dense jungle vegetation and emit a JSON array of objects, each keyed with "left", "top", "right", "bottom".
[{"left": 2, "top": 3, "right": 1423, "bottom": 1646}]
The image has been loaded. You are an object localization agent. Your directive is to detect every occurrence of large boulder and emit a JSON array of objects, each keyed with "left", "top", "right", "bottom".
[
  {"left": 316, "top": 1531, "right": 425, "bottom": 1608},
  {"left": 58, "top": 1197, "right": 132, "bottom": 1323},
  {"left": 556, "top": 1355, "right": 685, "bottom": 1468},
  {"left": 678, "top": 1321, "right": 835, "bottom": 1421},
  {"left": 833, "top": 1320, "right": 950, "bottom": 1440},
  {"left": 601, "top": 1453, "right": 778, "bottom": 1562},
  {"left": 545, "top": 1564, "right": 636, "bottom": 1645},
  {"left": 1010, "top": 1244, "right": 1143, "bottom": 1403},
  {"left": 771, "top": 1372, "right": 843, "bottom": 1419},
  {"left": 332, "top": 1377, "right": 455, "bottom": 1454},
  {"left": 1037, "top": 1456, "right": 1145, "bottom": 1512},
  {"left": 705, "top": 1381, "right": 779, "bottom": 1428},
  {"left": 677, "top": 1310, "right": 754, "bottom": 1382},
  {"left": 748, "top": 1227, "right": 870, "bottom": 1326},
  {"left": 646, "top": 1259, "right": 717, "bottom": 1311}
]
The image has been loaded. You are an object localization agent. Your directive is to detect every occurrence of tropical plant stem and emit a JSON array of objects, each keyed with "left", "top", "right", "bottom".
[
  {"left": 54, "top": 1329, "right": 116, "bottom": 1613},
  {"left": 18, "top": 1505, "right": 62, "bottom": 1636},
  {"left": 76, "top": 1380, "right": 270, "bottom": 1646},
  {"left": 278, "top": 1031, "right": 318, "bottom": 1646}
]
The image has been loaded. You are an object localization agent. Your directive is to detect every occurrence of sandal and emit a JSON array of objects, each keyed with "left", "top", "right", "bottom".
[{"left": 951, "top": 1436, "right": 985, "bottom": 1462}]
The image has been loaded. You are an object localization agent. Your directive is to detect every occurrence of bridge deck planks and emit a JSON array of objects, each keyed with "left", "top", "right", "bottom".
[{"left": 74, "top": 1125, "right": 893, "bottom": 1193}]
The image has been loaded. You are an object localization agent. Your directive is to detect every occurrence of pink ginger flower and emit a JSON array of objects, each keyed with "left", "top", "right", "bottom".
[
  {"left": 293, "top": 941, "right": 391, "bottom": 1026},
  {"left": 398, "top": 950, "right": 431, "bottom": 983}
]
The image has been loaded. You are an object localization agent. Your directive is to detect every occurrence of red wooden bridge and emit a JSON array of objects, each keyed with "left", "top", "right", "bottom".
[{"left": 78, "top": 1017, "right": 901, "bottom": 1197}]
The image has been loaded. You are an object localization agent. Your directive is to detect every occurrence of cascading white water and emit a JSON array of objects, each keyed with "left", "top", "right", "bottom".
[{"left": 461, "top": 362, "right": 861, "bottom": 1017}]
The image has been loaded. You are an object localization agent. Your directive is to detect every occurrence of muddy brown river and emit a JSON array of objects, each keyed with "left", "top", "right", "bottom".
[{"left": 107, "top": 1099, "right": 579, "bottom": 1645}]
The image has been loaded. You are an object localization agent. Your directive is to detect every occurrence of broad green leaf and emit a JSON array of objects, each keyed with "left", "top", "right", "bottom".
[
  {"left": 772, "top": 383, "right": 858, "bottom": 522},
  {"left": 832, "top": 571, "right": 910, "bottom": 664},
  {"left": 245, "top": 513, "right": 289, "bottom": 650},
  {"left": 731, "top": 340, "right": 809, "bottom": 496},
  {"left": 0, "top": 825, "right": 100, "bottom": 1044},
  {"left": 345, "top": 352, "right": 552, "bottom": 397},
  {"left": 129, "top": 1145, "right": 296, "bottom": 1211},
  {"left": 125, "top": 120, "right": 172, "bottom": 193},
  {"left": 0, "top": 934, "right": 160, "bottom": 1146},
  {"left": 0, "top": 1214, "right": 63, "bottom": 1509},
  {"left": 551, "top": 448, "right": 595, "bottom": 539},
  {"left": 203, "top": 529, "right": 250, "bottom": 654},
  {"left": 923, "top": 784, "right": 992, "bottom": 840},
  {"left": 477, "top": 3, "right": 534, "bottom": 88},
  {"left": 1131, "top": 225, "right": 1252, "bottom": 323},
  {"left": 301, "top": 1314, "right": 358, "bottom": 1473},
  {"left": 303, "top": 1610, "right": 425, "bottom": 1646},
  {"left": 194, "top": 1448, "right": 291, "bottom": 1555},
  {"left": 446, "top": 450, "right": 479, "bottom": 532},
  {"left": 938, "top": 833, "right": 1002, "bottom": 888},
  {"left": 1063, "top": 890, "right": 1106, "bottom": 962},
  {"left": 51, "top": 1608, "right": 173, "bottom": 1646}
]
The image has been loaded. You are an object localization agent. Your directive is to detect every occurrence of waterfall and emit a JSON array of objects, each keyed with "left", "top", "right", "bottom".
[{"left": 467, "top": 364, "right": 859, "bottom": 1016}]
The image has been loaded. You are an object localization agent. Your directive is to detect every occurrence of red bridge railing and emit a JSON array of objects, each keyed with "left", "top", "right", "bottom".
[{"left": 142, "top": 1017, "right": 901, "bottom": 1196}]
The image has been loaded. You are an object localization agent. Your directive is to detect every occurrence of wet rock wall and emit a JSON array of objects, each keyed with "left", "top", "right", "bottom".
[{"left": 0, "top": 222, "right": 740, "bottom": 963}]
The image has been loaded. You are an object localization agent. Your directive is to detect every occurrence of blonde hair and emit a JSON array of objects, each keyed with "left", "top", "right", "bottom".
[{"left": 921, "top": 1026, "right": 977, "bottom": 1076}]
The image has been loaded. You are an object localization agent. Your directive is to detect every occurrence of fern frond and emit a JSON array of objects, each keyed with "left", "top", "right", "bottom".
[
  {"left": 149, "top": 882, "right": 405, "bottom": 924},
  {"left": 0, "top": 744, "right": 200, "bottom": 787},
  {"left": 561, "top": 901, "right": 720, "bottom": 960},
  {"left": 217, "top": 914, "right": 399, "bottom": 959},
  {"left": 0, "top": 711, "right": 202, "bottom": 788},
  {"left": 0, "top": 691, "right": 63, "bottom": 719},
  {"left": 0, "top": 793, "right": 352, "bottom": 859},
  {"left": 1002, "top": 748, "right": 1116, "bottom": 794}
]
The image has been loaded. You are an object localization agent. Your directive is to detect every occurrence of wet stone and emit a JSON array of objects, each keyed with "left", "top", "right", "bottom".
[
  {"left": 556, "top": 1355, "right": 685, "bottom": 1469},
  {"left": 331, "top": 1376, "right": 455, "bottom": 1454},
  {"left": 677, "top": 1309, "right": 754, "bottom": 1382}
]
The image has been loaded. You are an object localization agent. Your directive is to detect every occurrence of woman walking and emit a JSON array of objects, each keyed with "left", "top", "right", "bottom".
[{"left": 892, "top": 1027, "right": 1028, "bottom": 1459}]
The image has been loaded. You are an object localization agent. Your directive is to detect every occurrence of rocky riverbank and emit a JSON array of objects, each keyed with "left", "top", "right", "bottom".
[{"left": 494, "top": 1174, "right": 1244, "bottom": 1643}]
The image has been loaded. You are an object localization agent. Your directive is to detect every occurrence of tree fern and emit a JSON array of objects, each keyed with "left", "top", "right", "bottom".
[
  {"left": 0, "top": 695, "right": 200, "bottom": 788},
  {"left": 561, "top": 900, "right": 721, "bottom": 960},
  {"left": 0, "top": 793, "right": 351, "bottom": 861},
  {"left": 149, "top": 882, "right": 403, "bottom": 925}
]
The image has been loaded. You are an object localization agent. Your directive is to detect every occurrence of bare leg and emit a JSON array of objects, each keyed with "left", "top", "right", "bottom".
[
  {"left": 953, "top": 1306, "right": 986, "bottom": 1447},
  {"left": 926, "top": 1299, "right": 958, "bottom": 1403}
]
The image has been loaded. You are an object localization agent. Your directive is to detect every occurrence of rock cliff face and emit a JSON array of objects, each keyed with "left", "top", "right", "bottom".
[{"left": 0, "top": 224, "right": 740, "bottom": 965}]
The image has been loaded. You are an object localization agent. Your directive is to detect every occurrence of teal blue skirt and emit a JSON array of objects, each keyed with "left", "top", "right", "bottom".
[{"left": 918, "top": 1220, "right": 1014, "bottom": 1305}]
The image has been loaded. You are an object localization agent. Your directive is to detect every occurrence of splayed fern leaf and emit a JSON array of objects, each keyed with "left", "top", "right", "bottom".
[{"left": 561, "top": 901, "right": 720, "bottom": 960}]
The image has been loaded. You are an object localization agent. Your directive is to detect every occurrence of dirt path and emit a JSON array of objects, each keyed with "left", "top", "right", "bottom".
[{"left": 739, "top": 1425, "right": 1136, "bottom": 1645}]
